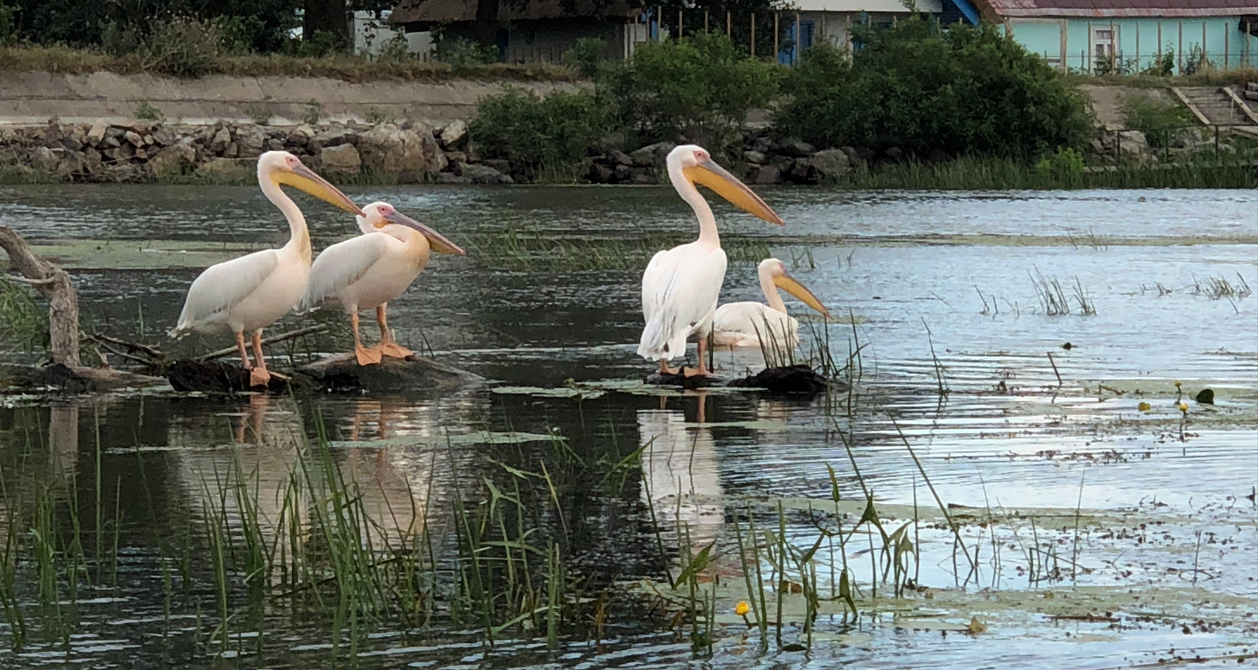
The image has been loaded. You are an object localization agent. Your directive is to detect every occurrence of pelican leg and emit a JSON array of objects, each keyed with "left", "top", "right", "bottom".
[
  {"left": 352, "top": 312, "right": 382, "bottom": 366},
  {"left": 658, "top": 359, "right": 681, "bottom": 375},
  {"left": 374, "top": 304, "right": 413, "bottom": 359},
  {"left": 686, "top": 338, "right": 714, "bottom": 378},
  {"left": 249, "top": 331, "right": 272, "bottom": 387},
  {"left": 235, "top": 331, "right": 253, "bottom": 370}
]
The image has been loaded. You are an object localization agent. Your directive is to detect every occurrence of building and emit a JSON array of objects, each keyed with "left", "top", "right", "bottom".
[
  {"left": 969, "top": 0, "right": 1258, "bottom": 73},
  {"left": 774, "top": 0, "right": 977, "bottom": 64},
  {"left": 388, "top": 0, "right": 648, "bottom": 63}
]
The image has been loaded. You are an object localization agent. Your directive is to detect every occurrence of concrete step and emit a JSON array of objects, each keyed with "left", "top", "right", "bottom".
[{"left": 1247, "top": 82, "right": 1258, "bottom": 92}]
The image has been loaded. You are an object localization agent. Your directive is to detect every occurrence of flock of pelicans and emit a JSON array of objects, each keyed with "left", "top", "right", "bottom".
[{"left": 169, "top": 146, "right": 831, "bottom": 387}]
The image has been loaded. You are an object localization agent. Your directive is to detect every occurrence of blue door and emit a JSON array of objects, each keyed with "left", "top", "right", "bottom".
[{"left": 777, "top": 19, "right": 815, "bottom": 65}]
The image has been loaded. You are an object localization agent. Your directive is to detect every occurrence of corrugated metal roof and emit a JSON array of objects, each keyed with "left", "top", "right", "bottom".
[{"left": 975, "top": 0, "right": 1258, "bottom": 18}]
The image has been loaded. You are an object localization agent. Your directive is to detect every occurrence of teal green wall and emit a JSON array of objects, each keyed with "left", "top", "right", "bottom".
[{"left": 1007, "top": 17, "right": 1258, "bottom": 73}]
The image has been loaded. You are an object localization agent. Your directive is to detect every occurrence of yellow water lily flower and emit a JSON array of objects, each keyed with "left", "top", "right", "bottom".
[
  {"left": 735, "top": 601, "right": 750, "bottom": 617},
  {"left": 1137, "top": 402, "right": 1151, "bottom": 412},
  {"left": 1174, "top": 380, "right": 1182, "bottom": 388},
  {"left": 1178, "top": 402, "right": 1188, "bottom": 412}
]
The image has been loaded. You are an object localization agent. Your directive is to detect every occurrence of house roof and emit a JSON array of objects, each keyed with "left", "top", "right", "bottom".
[
  {"left": 973, "top": 0, "right": 1258, "bottom": 19},
  {"left": 389, "top": 0, "right": 643, "bottom": 26}
]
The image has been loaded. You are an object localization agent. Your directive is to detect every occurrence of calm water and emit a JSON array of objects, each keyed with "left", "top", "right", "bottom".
[{"left": 0, "top": 185, "right": 1255, "bottom": 668}]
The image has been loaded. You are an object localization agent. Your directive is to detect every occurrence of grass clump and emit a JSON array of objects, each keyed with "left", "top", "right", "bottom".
[{"left": 1120, "top": 94, "right": 1197, "bottom": 148}]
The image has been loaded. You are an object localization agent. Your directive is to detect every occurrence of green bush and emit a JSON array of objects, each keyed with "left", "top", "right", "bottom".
[
  {"left": 469, "top": 87, "right": 610, "bottom": 177},
  {"left": 1121, "top": 94, "right": 1195, "bottom": 147},
  {"left": 562, "top": 37, "right": 605, "bottom": 78},
  {"left": 434, "top": 36, "right": 498, "bottom": 66},
  {"left": 775, "top": 19, "right": 1092, "bottom": 161},
  {"left": 603, "top": 31, "right": 780, "bottom": 151},
  {"left": 1035, "top": 146, "right": 1085, "bottom": 183},
  {"left": 143, "top": 15, "right": 221, "bottom": 77}
]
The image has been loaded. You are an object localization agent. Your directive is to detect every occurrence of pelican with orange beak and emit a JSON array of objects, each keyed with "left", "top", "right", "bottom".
[
  {"left": 300, "top": 201, "right": 465, "bottom": 365},
  {"left": 638, "top": 145, "right": 784, "bottom": 376},
  {"left": 712, "top": 258, "right": 830, "bottom": 349},
  {"left": 169, "top": 151, "right": 363, "bottom": 387}
]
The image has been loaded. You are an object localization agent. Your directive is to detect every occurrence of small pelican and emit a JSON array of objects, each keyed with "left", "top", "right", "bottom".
[
  {"left": 169, "top": 151, "right": 363, "bottom": 387},
  {"left": 300, "top": 202, "right": 464, "bottom": 366},
  {"left": 712, "top": 258, "right": 830, "bottom": 349},
  {"left": 638, "top": 145, "right": 784, "bottom": 376}
]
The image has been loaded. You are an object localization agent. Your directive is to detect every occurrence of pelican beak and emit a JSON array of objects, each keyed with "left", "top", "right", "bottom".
[
  {"left": 382, "top": 209, "right": 466, "bottom": 256},
  {"left": 274, "top": 164, "right": 364, "bottom": 216},
  {"left": 684, "top": 158, "right": 784, "bottom": 225},
  {"left": 773, "top": 271, "right": 830, "bottom": 318}
]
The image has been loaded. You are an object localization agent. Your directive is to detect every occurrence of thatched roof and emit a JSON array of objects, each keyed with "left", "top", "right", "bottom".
[{"left": 390, "top": 0, "right": 643, "bottom": 26}]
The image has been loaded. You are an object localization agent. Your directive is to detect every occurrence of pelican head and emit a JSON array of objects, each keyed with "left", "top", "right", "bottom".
[
  {"left": 361, "top": 201, "right": 466, "bottom": 256},
  {"left": 670, "top": 144, "right": 784, "bottom": 225},
  {"left": 259, "top": 151, "right": 363, "bottom": 216},
  {"left": 761, "top": 258, "right": 830, "bottom": 318}
]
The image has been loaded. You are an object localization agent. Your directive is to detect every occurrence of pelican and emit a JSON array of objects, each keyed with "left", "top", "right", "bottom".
[
  {"left": 169, "top": 151, "right": 363, "bottom": 387},
  {"left": 712, "top": 258, "right": 830, "bottom": 349},
  {"left": 638, "top": 145, "right": 784, "bottom": 376},
  {"left": 300, "top": 201, "right": 464, "bottom": 366}
]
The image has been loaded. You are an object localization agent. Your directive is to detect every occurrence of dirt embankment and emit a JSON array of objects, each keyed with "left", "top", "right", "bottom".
[{"left": 0, "top": 71, "right": 577, "bottom": 127}]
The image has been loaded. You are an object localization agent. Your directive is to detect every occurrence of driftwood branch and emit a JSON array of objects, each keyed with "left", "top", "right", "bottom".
[
  {"left": 196, "top": 325, "right": 329, "bottom": 362},
  {"left": 0, "top": 226, "right": 80, "bottom": 367}
]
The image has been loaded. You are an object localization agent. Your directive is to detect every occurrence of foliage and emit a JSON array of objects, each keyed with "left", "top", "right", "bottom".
[
  {"left": 246, "top": 104, "right": 273, "bottom": 124},
  {"left": 601, "top": 31, "right": 780, "bottom": 151},
  {"left": 1035, "top": 147, "right": 1085, "bottom": 184},
  {"left": 469, "top": 87, "right": 610, "bottom": 178},
  {"left": 774, "top": 19, "right": 1092, "bottom": 161},
  {"left": 134, "top": 99, "right": 162, "bottom": 120},
  {"left": 292, "top": 29, "right": 345, "bottom": 57},
  {"left": 0, "top": 276, "right": 49, "bottom": 355},
  {"left": 434, "top": 37, "right": 499, "bottom": 67},
  {"left": 302, "top": 100, "right": 323, "bottom": 125},
  {"left": 1121, "top": 94, "right": 1195, "bottom": 148},
  {"left": 363, "top": 106, "right": 392, "bottom": 125},
  {"left": 562, "top": 38, "right": 605, "bottom": 78},
  {"left": 143, "top": 15, "right": 222, "bottom": 78}
]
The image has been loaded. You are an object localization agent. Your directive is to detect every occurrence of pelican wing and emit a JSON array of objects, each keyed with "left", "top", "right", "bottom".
[
  {"left": 713, "top": 301, "right": 798, "bottom": 348},
  {"left": 299, "top": 232, "right": 397, "bottom": 311},
  {"left": 637, "top": 243, "right": 728, "bottom": 360},
  {"left": 170, "top": 249, "right": 280, "bottom": 336}
]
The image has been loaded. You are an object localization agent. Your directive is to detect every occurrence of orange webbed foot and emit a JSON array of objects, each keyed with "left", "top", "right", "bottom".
[
  {"left": 376, "top": 342, "right": 414, "bottom": 360},
  {"left": 355, "top": 345, "right": 383, "bottom": 366}
]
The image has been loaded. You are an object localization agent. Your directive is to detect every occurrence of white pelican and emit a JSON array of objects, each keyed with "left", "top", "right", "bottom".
[
  {"left": 638, "top": 145, "right": 784, "bottom": 376},
  {"left": 712, "top": 258, "right": 830, "bottom": 349},
  {"left": 300, "top": 201, "right": 464, "bottom": 366},
  {"left": 169, "top": 151, "right": 363, "bottom": 387}
]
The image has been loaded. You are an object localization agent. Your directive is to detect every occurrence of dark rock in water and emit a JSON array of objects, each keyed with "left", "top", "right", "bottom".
[
  {"left": 168, "top": 360, "right": 293, "bottom": 394},
  {"left": 644, "top": 371, "right": 719, "bottom": 389},
  {"left": 0, "top": 363, "right": 163, "bottom": 393},
  {"left": 1195, "top": 388, "right": 1214, "bottom": 404},
  {"left": 295, "top": 353, "right": 483, "bottom": 394},
  {"left": 1061, "top": 342, "right": 1074, "bottom": 350},
  {"left": 728, "top": 365, "right": 835, "bottom": 396}
]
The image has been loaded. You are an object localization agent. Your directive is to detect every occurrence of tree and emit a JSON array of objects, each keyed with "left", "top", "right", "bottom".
[{"left": 304, "top": 0, "right": 350, "bottom": 48}]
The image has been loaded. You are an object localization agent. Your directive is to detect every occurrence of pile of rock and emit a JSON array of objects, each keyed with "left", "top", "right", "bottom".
[
  {"left": 1085, "top": 125, "right": 1237, "bottom": 165},
  {"left": 580, "top": 132, "right": 859, "bottom": 186},
  {"left": 0, "top": 118, "right": 516, "bottom": 184}
]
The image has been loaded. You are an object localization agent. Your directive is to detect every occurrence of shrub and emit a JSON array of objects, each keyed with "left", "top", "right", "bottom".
[
  {"left": 135, "top": 99, "right": 163, "bottom": 120},
  {"left": 775, "top": 19, "right": 1092, "bottom": 161},
  {"left": 602, "top": 31, "right": 780, "bottom": 151},
  {"left": 1121, "top": 94, "right": 1195, "bottom": 147},
  {"left": 469, "top": 87, "right": 610, "bottom": 177},
  {"left": 143, "top": 15, "right": 221, "bottom": 77},
  {"left": 562, "top": 37, "right": 605, "bottom": 78},
  {"left": 1035, "top": 147, "right": 1085, "bottom": 183},
  {"left": 434, "top": 37, "right": 498, "bottom": 66}
]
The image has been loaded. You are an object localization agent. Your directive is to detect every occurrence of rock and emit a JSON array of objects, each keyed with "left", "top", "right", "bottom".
[
  {"left": 209, "top": 127, "right": 232, "bottom": 155},
  {"left": 1116, "top": 130, "right": 1148, "bottom": 156},
  {"left": 482, "top": 158, "right": 512, "bottom": 174},
  {"left": 153, "top": 127, "right": 177, "bottom": 146},
  {"left": 196, "top": 157, "right": 251, "bottom": 180},
  {"left": 149, "top": 142, "right": 198, "bottom": 178},
  {"left": 614, "top": 164, "right": 632, "bottom": 182},
  {"left": 310, "top": 127, "right": 354, "bottom": 152},
  {"left": 774, "top": 138, "right": 815, "bottom": 158},
  {"left": 445, "top": 151, "right": 467, "bottom": 164},
  {"left": 124, "top": 130, "right": 143, "bottom": 147},
  {"left": 751, "top": 165, "right": 780, "bottom": 185},
  {"left": 295, "top": 352, "right": 484, "bottom": 394},
  {"left": 460, "top": 163, "right": 514, "bottom": 185},
  {"left": 630, "top": 141, "right": 676, "bottom": 168},
  {"left": 629, "top": 168, "right": 656, "bottom": 185},
  {"left": 752, "top": 137, "right": 771, "bottom": 153},
  {"left": 236, "top": 125, "right": 267, "bottom": 158},
  {"left": 266, "top": 138, "right": 284, "bottom": 151},
  {"left": 436, "top": 172, "right": 470, "bottom": 184},
  {"left": 885, "top": 146, "right": 904, "bottom": 162},
  {"left": 810, "top": 148, "right": 850, "bottom": 179},
  {"left": 787, "top": 157, "right": 813, "bottom": 182},
  {"left": 608, "top": 149, "right": 633, "bottom": 166},
  {"left": 134, "top": 147, "right": 148, "bottom": 160},
  {"left": 224, "top": 141, "right": 239, "bottom": 158},
  {"left": 588, "top": 163, "right": 615, "bottom": 183},
  {"left": 357, "top": 123, "right": 446, "bottom": 179},
  {"left": 439, "top": 119, "right": 468, "bottom": 149},
  {"left": 743, "top": 150, "right": 767, "bottom": 165},
  {"left": 56, "top": 154, "right": 83, "bottom": 178},
  {"left": 288, "top": 124, "right": 315, "bottom": 148},
  {"left": 30, "top": 146, "right": 60, "bottom": 173},
  {"left": 320, "top": 143, "right": 361, "bottom": 174},
  {"left": 41, "top": 123, "right": 64, "bottom": 148},
  {"left": 86, "top": 119, "right": 108, "bottom": 145},
  {"left": 82, "top": 147, "right": 102, "bottom": 175}
]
